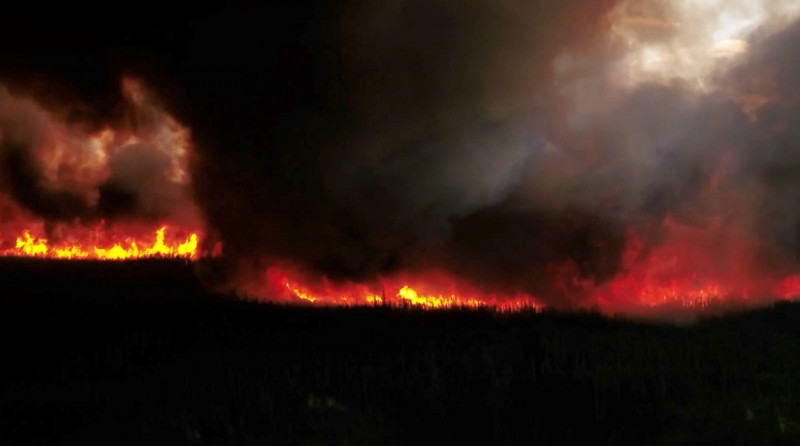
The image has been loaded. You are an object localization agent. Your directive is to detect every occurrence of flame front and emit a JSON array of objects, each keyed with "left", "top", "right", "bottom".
[
  {"left": 396, "top": 285, "right": 483, "bottom": 308},
  {"left": 282, "top": 282, "right": 540, "bottom": 311},
  {"left": 1, "top": 226, "right": 199, "bottom": 260},
  {"left": 255, "top": 211, "right": 800, "bottom": 316},
  {"left": 0, "top": 78, "right": 205, "bottom": 263},
  {"left": 265, "top": 267, "right": 542, "bottom": 311}
]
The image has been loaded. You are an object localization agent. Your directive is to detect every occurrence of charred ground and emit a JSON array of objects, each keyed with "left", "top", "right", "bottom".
[{"left": 2, "top": 259, "right": 800, "bottom": 445}]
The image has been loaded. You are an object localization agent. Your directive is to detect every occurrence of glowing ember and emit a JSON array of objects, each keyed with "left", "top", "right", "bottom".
[{"left": 1, "top": 226, "right": 200, "bottom": 260}]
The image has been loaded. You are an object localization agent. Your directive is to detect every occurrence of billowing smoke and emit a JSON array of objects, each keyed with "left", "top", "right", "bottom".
[
  {"left": 181, "top": 0, "right": 800, "bottom": 308},
  {"left": 0, "top": 79, "right": 200, "bottom": 245},
  {"left": 187, "top": 0, "right": 623, "bottom": 297},
  {"left": 3, "top": 0, "right": 800, "bottom": 311}
]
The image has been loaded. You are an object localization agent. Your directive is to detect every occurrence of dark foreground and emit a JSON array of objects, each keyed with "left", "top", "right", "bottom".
[{"left": 2, "top": 259, "right": 800, "bottom": 445}]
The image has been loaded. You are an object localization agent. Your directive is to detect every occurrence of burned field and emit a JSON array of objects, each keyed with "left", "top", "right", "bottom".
[{"left": 2, "top": 259, "right": 800, "bottom": 445}]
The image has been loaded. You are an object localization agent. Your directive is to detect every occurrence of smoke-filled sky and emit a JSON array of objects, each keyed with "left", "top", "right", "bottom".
[{"left": 2, "top": 0, "right": 800, "bottom": 308}]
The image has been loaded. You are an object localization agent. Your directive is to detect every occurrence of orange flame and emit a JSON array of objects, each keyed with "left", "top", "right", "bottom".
[
  {"left": 396, "top": 285, "right": 483, "bottom": 308},
  {"left": 282, "top": 281, "right": 541, "bottom": 311},
  {"left": 259, "top": 214, "right": 800, "bottom": 316},
  {"left": 1, "top": 226, "right": 199, "bottom": 260},
  {"left": 267, "top": 267, "right": 542, "bottom": 311}
]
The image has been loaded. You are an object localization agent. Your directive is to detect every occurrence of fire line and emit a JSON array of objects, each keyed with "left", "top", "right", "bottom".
[{"left": 1, "top": 226, "right": 200, "bottom": 260}]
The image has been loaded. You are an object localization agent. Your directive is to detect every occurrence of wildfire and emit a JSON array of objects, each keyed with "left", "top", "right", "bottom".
[
  {"left": 272, "top": 268, "right": 542, "bottom": 311},
  {"left": 283, "top": 282, "right": 540, "bottom": 311},
  {"left": 276, "top": 270, "right": 800, "bottom": 315},
  {"left": 1, "top": 226, "right": 199, "bottom": 260},
  {"left": 396, "top": 285, "right": 483, "bottom": 308},
  {"left": 4, "top": 220, "right": 800, "bottom": 316},
  {"left": 0, "top": 78, "right": 205, "bottom": 262},
  {"left": 285, "top": 282, "right": 318, "bottom": 303},
  {"left": 266, "top": 215, "right": 800, "bottom": 315}
]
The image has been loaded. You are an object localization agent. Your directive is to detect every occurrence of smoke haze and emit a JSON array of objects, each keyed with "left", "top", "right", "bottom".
[{"left": 2, "top": 0, "right": 800, "bottom": 310}]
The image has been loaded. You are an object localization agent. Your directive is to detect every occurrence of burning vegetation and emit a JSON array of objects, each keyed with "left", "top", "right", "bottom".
[
  {"left": 6, "top": 2, "right": 800, "bottom": 444},
  {"left": 2, "top": 1, "right": 800, "bottom": 318},
  {"left": 3, "top": 226, "right": 198, "bottom": 260},
  {"left": 0, "top": 79, "right": 204, "bottom": 261}
]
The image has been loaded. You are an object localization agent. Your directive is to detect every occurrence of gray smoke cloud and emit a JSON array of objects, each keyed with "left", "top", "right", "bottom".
[
  {"left": 0, "top": 81, "right": 199, "bottom": 240},
  {"left": 3, "top": 0, "right": 800, "bottom": 307},
  {"left": 189, "top": 0, "right": 629, "bottom": 297}
]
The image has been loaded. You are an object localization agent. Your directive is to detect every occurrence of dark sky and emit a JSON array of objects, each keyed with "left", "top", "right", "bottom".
[{"left": 2, "top": 1, "right": 800, "bottom": 306}]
